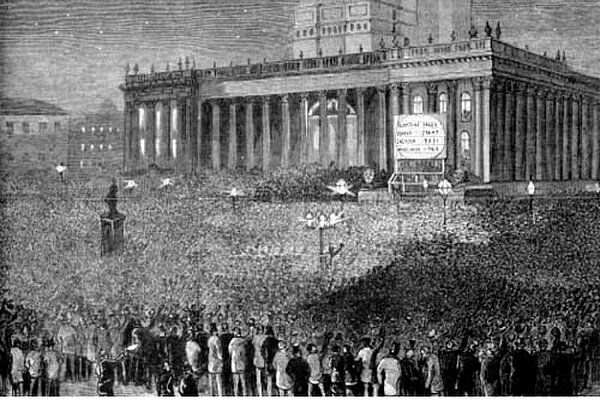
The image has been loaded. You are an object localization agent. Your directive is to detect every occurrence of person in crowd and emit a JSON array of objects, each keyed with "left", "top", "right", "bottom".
[
  {"left": 25, "top": 338, "right": 44, "bottom": 396},
  {"left": 207, "top": 323, "right": 223, "bottom": 396},
  {"left": 455, "top": 339, "right": 479, "bottom": 396},
  {"left": 422, "top": 345, "right": 444, "bottom": 396},
  {"left": 286, "top": 344, "right": 310, "bottom": 396},
  {"left": 355, "top": 337, "right": 374, "bottom": 396},
  {"left": 479, "top": 342, "right": 500, "bottom": 396},
  {"left": 252, "top": 324, "right": 267, "bottom": 396},
  {"left": 219, "top": 323, "right": 234, "bottom": 395},
  {"left": 439, "top": 340, "right": 459, "bottom": 396},
  {"left": 510, "top": 338, "right": 533, "bottom": 395},
  {"left": 10, "top": 337, "right": 26, "bottom": 396},
  {"left": 329, "top": 344, "right": 345, "bottom": 396},
  {"left": 261, "top": 326, "right": 279, "bottom": 396},
  {"left": 178, "top": 364, "right": 199, "bottom": 397},
  {"left": 535, "top": 338, "right": 552, "bottom": 395},
  {"left": 156, "top": 361, "right": 175, "bottom": 396},
  {"left": 57, "top": 314, "right": 78, "bottom": 383},
  {"left": 306, "top": 343, "right": 325, "bottom": 396},
  {"left": 273, "top": 341, "right": 292, "bottom": 396},
  {"left": 96, "top": 349, "right": 117, "bottom": 397},
  {"left": 228, "top": 326, "right": 250, "bottom": 396},
  {"left": 43, "top": 338, "right": 63, "bottom": 396},
  {"left": 342, "top": 344, "right": 359, "bottom": 396},
  {"left": 377, "top": 343, "right": 402, "bottom": 396}
]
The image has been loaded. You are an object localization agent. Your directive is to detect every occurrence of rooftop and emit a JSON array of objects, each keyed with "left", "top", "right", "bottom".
[{"left": 0, "top": 98, "right": 69, "bottom": 116}]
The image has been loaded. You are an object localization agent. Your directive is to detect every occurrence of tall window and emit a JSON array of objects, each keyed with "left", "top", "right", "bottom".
[
  {"left": 439, "top": 93, "right": 448, "bottom": 113},
  {"left": 5, "top": 122, "right": 14, "bottom": 136},
  {"left": 461, "top": 131, "right": 470, "bottom": 161},
  {"left": 54, "top": 122, "right": 61, "bottom": 132},
  {"left": 39, "top": 122, "right": 48, "bottom": 134},
  {"left": 413, "top": 95, "right": 424, "bottom": 114},
  {"left": 461, "top": 92, "right": 472, "bottom": 121},
  {"left": 22, "top": 122, "right": 30, "bottom": 134}
]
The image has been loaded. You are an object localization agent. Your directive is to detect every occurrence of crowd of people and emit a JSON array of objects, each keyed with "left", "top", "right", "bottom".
[{"left": 0, "top": 295, "right": 598, "bottom": 397}]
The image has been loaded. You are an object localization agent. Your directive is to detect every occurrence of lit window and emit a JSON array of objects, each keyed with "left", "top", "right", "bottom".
[
  {"left": 100, "top": 144, "right": 104, "bottom": 151},
  {"left": 461, "top": 131, "right": 470, "bottom": 160},
  {"left": 413, "top": 95, "right": 424, "bottom": 114},
  {"left": 108, "top": 144, "right": 113, "bottom": 150},
  {"left": 81, "top": 144, "right": 85, "bottom": 152},
  {"left": 461, "top": 92, "right": 472, "bottom": 121},
  {"left": 91, "top": 144, "right": 95, "bottom": 151},
  {"left": 140, "top": 138, "right": 146, "bottom": 157},
  {"left": 439, "top": 93, "right": 448, "bottom": 113}
]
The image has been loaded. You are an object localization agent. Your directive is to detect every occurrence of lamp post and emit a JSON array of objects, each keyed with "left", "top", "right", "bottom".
[
  {"left": 438, "top": 179, "right": 452, "bottom": 228},
  {"left": 55, "top": 163, "right": 66, "bottom": 183},
  {"left": 302, "top": 210, "right": 347, "bottom": 268},
  {"left": 422, "top": 178, "right": 429, "bottom": 196},
  {"left": 527, "top": 179, "right": 536, "bottom": 222}
]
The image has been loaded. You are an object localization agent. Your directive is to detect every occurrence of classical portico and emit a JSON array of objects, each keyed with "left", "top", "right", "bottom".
[{"left": 121, "top": 37, "right": 600, "bottom": 184}]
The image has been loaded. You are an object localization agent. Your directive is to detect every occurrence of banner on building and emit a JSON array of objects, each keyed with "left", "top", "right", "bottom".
[{"left": 393, "top": 114, "right": 446, "bottom": 160}]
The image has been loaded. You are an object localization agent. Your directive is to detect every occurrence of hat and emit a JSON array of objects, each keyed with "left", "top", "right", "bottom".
[{"left": 278, "top": 341, "right": 288, "bottom": 350}]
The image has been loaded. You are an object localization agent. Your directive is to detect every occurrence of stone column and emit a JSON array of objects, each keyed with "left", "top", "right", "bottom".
[
  {"left": 515, "top": 84, "right": 526, "bottom": 181},
  {"left": 356, "top": 88, "right": 366, "bottom": 165},
  {"left": 562, "top": 94, "right": 571, "bottom": 180},
  {"left": 581, "top": 98, "right": 590, "bottom": 179},
  {"left": 377, "top": 86, "right": 387, "bottom": 170},
  {"left": 123, "top": 102, "right": 132, "bottom": 169},
  {"left": 503, "top": 83, "right": 515, "bottom": 180},
  {"left": 300, "top": 93, "right": 309, "bottom": 165},
  {"left": 281, "top": 94, "right": 291, "bottom": 168},
  {"left": 319, "top": 91, "right": 328, "bottom": 165},
  {"left": 447, "top": 82, "right": 458, "bottom": 170},
  {"left": 426, "top": 82, "right": 438, "bottom": 113},
  {"left": 481, "top": 78, "right": 491, "bottom": 183},
  {"left": 262, "top": 96, "right": 271, "bottom": 170},
  {"left": 170, "top": 99, "right": 180, "bottom": 163},
  {"left": 185, "top": 98, "right": 193, "bottom": 172},
  {"left": 196, "top": 98, "right": 203, "bottom": 170},
  {"left": 545, "top": 92, "right": 554, "bottom": 180},
  {"left": 154, "top": 102, "right": 162, "bottom": 161},
  {"left": 163, "top": 99, "right": 171, "bottom": 163},
  {"left": 592, "top": 102, "right": 600, "bottom": 180},
  {"left": 494, "top": 81, "right": 506, "bottom": 181},
  {"left": 337, "top": 89, "right": 347, "bottom": 168},
  {"left": 401, "top": 83, "right": 411, "bottom": 115},
  {"left": 473, "top": 79, "right": 483, "bottom": 178},
  {"left": 571, "top": 95, "right": 580, "bottom": 179},
  {"left": 389, "top": 84, "right": 400, "bottom": 171},
  {"left": 147, "top": 102, "right": 157, "bottom": 165},
  {"left": 535, "top": 89, "right": 545, "bottom": 180},
  {"left": 554, "top": 94, "right": 563, "bottom": 181},
  {"left": 245, "top": 100, "right": 255, "bottom": 171},
  {"left": 211, "top": 101, "right": 221, "bottom": 170},
  {"left": 525, "top": 86, "right": 536, "bottom": 180},
  {"left": 228, "top": 101, "right": 238, "bottom": 170}
]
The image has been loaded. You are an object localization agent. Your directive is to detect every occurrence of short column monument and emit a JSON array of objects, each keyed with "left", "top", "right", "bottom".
[{"left": 100, "top": 179, "right": 126, "bottom": 255}]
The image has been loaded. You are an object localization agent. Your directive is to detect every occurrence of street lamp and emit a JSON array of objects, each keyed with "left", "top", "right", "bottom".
[
  {"left": 438, "top": 179, "right": 452, "bottom": 228},
  {"left": 527, "top": 179, "right": 536, "bottom": 221},
  {"left": 422, "top": 178, "right": 429, "bottom": 195},
  {"left": 301, "top": 210, "right": 347, "bottom": 268},
  {"left": 55, "top": 163, "right": 67, "bottom": 183}
]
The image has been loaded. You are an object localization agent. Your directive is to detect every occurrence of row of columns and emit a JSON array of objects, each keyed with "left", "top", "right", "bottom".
[
  {"left": 124, "top": 82, "right": 465, "bottom": 174},
  {"left": 492, "top": 79, "right": 600, "bottom": 182}
]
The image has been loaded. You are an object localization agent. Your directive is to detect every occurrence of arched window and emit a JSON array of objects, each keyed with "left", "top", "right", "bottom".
[
  {"left": 461, "top": 131, "right": 470, "bottom": 160},
  {"left": 413, "top": 95, "right": 424, "bottom": 114},
  {"left": 333, "top": 26, "right": 337, "bottom": 34},
  {"left": 357, "top": 23, "right": 361, "bottom": 30},
  {"left": 363, "top": 23, "right": 368, "bottom": 30},
  {"left": 309, "top": 28, "right": 314, "bottom": 36},
  {"left": 461, "top": 92, "right": 472, "bottom": 121},
  {"left": 439, "top": 93, "right": 448, "bottom": 113},
  {"left": 350, "top": 23, "right": 354, "bottom": 31}
]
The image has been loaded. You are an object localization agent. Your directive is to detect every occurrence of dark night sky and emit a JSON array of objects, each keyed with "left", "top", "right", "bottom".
[{"left": 0, "top": 0, "right": 598, "bottom": 115}]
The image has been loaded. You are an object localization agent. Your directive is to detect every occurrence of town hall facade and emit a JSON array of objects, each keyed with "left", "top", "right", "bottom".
[{"left": 120, "top": 0, "right": 600, "bottom": 185}]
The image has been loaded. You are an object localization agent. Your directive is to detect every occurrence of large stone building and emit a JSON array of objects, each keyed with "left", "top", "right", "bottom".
[{"left": 121, "top": 1, "right": 600, "bottom": 186}]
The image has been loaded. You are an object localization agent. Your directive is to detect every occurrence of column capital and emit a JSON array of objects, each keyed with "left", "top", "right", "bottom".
[
  {"left": 472, "top": 77, "right": 492, "bottom": 91},
  {"left": 281, "top": 94, "right": 289, "bottom": 104},
  {"left": 299, "top": 92, "right": 310, "bottom": 101},
  {"left": 526, "top": 86, "right": 537, "bottom": 98},
  {"left": 389, "top": 83, "right": 400, "bottom": 92},
  {"left": 375, "top": 85, "right": 387, "bottom": 94},
  {"left": 400, "top": 82, "right": 412, "bottom": 92},
  {"left": 337, "top": 88, "right": 348, "bottom": 97},
  {"left": 317, "top": 90, "right": 328, "bottom": 98},
  {"left": 446, "top": 81, "right": 458, "bottom": 94},
  {"left": 356, "top": 87, "right": 367, "bottom": 96},
  {"left": 535, "top": 88, "right": 547, "bottom": 99},
  {"left": 262, "top": 95, "right": 272, "bottom": 104},
  {"left": 425, "top": 82, "right": 439, "bottom": 94},
  {"left": 515, "top": 82, "right": 528, "bottom": 96}
]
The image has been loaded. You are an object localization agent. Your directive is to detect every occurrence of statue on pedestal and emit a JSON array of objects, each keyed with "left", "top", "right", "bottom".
[{"left": 102, "top": 178, "right": 123, "bottom": 219}]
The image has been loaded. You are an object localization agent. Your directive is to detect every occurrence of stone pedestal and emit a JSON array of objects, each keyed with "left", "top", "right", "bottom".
[{"left": 100, "top": 213, "right": 126, "bottom": 255}]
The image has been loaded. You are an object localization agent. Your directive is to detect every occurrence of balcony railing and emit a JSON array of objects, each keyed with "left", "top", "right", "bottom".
[{"left": 123, "top": 38, "right": 595, "bottom": 89}]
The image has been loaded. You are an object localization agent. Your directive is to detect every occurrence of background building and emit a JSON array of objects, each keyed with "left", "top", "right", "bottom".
[
  {"left": 0, "top": 98, "right": 69, "bottom": 136},
  {"left": 121, "top": 3, "right": 600, "bottom": 186}
]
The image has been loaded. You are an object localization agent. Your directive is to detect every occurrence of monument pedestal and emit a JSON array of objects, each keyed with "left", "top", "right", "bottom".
[{"left": 100, "top": 213, "right": 126, "bottom": 255}]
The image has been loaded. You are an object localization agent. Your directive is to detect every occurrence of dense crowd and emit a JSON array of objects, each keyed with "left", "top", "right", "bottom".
[{"left": 1, "top": 294, "right": 598, "bottom": 397}]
